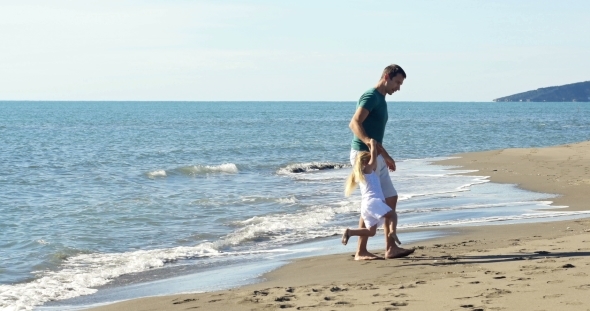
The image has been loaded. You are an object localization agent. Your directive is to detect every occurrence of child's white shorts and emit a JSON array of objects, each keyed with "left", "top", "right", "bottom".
[{"left": 361, "top": 198, "right": 392, "bottom": 228}]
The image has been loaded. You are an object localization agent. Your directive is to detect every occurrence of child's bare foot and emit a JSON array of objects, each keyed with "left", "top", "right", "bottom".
[
  {"left": 389, "top": 232, "right": 402, "bottom": 245},
  {"left": 355, "top": 251, "right": 383, "bottom": 260},
  {"left": 341, "top": 229, "right": 350, "bottom": 245}
]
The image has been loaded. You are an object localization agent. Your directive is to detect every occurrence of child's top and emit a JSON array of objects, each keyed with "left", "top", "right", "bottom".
[{"left": 359, "top": 171, "right": 385, "bottom": 202}]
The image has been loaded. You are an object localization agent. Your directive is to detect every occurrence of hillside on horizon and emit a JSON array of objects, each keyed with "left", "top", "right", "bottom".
[{"left": 494, "top": 81, "right": 590, "bottom": 102}]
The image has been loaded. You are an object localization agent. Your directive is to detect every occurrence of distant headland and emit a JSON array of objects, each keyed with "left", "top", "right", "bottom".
[{"left": 494, "top": 81, "right": 590, "bottom": 102}]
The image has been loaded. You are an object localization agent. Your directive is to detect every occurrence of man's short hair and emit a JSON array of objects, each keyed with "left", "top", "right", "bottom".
[{"left": 382, "top": 64, "right": 406, "bottom": 80}]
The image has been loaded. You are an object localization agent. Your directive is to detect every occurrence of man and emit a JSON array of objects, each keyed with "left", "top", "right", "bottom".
[{"left": 348, "top": 64, "right": 414, "bottom": 260}]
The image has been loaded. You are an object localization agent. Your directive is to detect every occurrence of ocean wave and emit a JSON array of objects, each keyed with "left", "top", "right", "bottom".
[
  {"left": 277, "top": 162, "right": 349, "bottom": 174},
  {"left": 145, "top": 163, "right": 239, "bottom": 179},
  {"left": 178, "top": 163, "right": 239, "bottom": 175},
  {"left": 214, "top": 203, "right": 349, "bottom": 250},
  {"left": 0, "top": 244, "right": 222, "bottom": 311},
  {"left": 0, "top": 201, "right": 351, "bottom": 310},
  {"left": 240, "top": 196, "right": 298, "bottom": 204},
  {"left": 146, "top": 169, "right": 167, "bottom": 178}
]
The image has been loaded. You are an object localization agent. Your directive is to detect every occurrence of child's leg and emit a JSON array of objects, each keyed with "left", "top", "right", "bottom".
[{"left": 342, "top": 225, "right": 378, "bottom": 245}]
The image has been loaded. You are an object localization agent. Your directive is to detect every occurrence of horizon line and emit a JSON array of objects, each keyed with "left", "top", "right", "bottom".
[{"left": 1, "top": 100, "right": 498, "bottom": 103}]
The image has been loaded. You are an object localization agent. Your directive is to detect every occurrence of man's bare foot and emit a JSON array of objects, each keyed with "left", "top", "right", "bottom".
[
  {"left": 385, "top": 247, "right": 415, "bottom": 259},
  {"left": 341, "top": 229, "right": 350, "bottom": 245},
  {"left": 354, "top": 250, "right": 383, "bottom": 261}
]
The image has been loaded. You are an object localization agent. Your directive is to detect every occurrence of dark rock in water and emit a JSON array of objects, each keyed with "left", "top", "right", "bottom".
[
  {"left": 494, "top": 81, "right": 590, "bottom": 102},
  {"left": 286, "top": 163, "right": 349, "bottom": 173}
]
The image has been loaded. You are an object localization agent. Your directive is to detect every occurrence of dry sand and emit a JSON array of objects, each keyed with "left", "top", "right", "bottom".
[{"left": 86, "top": 141, "right": 590, "bottom": 311}]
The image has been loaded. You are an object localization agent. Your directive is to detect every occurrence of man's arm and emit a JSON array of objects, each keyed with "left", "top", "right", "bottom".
[
  {"left": 349, "top": 108, "right": 396, "bottom": 171},
  {"left": 349, "top": 107, "right": 372, "bottom": 147}
]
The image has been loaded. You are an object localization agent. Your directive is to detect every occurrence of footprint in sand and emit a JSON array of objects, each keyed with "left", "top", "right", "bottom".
[
  {"left": 547, "top": 280, "right": 564, "bottom": 284},
  {"left": 575, "top": 284, "right": 590, "bottom": 290},
  {"left": 253, "top": 290, "right": 269, "bottom": 296},
  {"left": 172, "top": 298, "right": 197, "bottom": 305},
  {"left": 391, "top": 301, "right": 408, "bottom": 306},
  {"left": 274, "top": 295, "right": 294, "bottom": 302},
  {"left": 484, "top": 288, "right": 511, "bottom": 298},
  {"left": 278, "top": 303, "right": 294, "bottom": 308},
  {"left": 543, "top": 294, "right": 563, "bottom": 299},
  {"left": 507, "top": 283, "right": 530, "bottom": 288},
  {"left": 565, "top": 301, "right": 584, "bottom": 306}
]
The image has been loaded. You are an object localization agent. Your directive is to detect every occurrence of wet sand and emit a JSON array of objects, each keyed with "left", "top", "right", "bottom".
[{"left": 86, "top": 141, "right": 590, "bottom": 311}]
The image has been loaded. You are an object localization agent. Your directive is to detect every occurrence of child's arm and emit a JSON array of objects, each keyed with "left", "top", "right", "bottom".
[{"left": 365, "top": 139, "right": 379, "bottom": 173}]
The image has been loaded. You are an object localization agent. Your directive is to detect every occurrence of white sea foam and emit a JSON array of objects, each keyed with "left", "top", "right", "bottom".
[
  {"left": 146, "top": 169, "right": 167, "bottom": 178},
  {"left": 0, "top": 244, "right": 221, "bottom": 311},
  {"left": 240, "top": 196, "right": 298, "bottom": 204},
  {"left": 216, "top": 205, "right": 339, "bottom": 249},
  {"left": 179, "top": 163, "right": 239, "bottom": 175},
  {"left": 399, "top": 210, "right": 590, "bottom": 229},
  {"left": 397, "top": 201, "right": 545, "bottom": 215},
  {"left": 276, "top": 196, "right": 298, "bottom": 204}
]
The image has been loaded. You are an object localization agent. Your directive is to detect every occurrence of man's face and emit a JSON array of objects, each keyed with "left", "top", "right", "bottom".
[{"left": 385, "top": 74, "right": 405, "bottom": 95}]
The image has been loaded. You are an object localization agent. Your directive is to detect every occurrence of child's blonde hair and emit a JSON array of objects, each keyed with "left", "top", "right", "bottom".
[{"left": 345, "top": 151, "right": 371, "bottom": 197}]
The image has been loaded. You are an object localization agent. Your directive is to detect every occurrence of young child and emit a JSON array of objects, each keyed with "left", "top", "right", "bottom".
[{"left": 342, "top": 139, "right": 397, "bottom": 246}]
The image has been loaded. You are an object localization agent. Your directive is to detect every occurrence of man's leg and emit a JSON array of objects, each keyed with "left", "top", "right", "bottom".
[
  {"left": 383, "top": 196, "right": 398, "bottom": 255},
  {"left": 375, "top": 155, "right": 413, "bottom": 259},
  {"left": 384, "top": 195, "right": 413, "bottom": 258}
]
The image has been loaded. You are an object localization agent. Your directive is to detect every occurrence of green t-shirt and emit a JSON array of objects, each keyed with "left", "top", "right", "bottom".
[{"left": 351, "top": 88, "right": 388, "bottom": 151}]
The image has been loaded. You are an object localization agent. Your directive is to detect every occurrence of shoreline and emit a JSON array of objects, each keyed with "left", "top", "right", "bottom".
[
  {"left": 437, "top": 141, "right": 590, "bottom": 212},
  {"left": 81, "top": 141, "right": 590, "bottom": 310}
]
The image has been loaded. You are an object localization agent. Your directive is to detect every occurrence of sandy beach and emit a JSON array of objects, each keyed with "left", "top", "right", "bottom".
[{"left": 86, "top": 141, "right": 590, "bottom": 311}]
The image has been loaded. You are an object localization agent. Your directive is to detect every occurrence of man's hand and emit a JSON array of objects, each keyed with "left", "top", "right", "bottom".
[
  {"left": 383, "top": 155, "right": 396, "bottom": 172},
  {"left": 369, "top": 141, "right": 396, "bottom": 172},
  {"left": 376, "top": 143, "right": 396, "bottom": 172}
]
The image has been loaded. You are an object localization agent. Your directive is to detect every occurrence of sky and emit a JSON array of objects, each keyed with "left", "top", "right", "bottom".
[{"left": 1, "top": 0, "right": 589, "bottom": 101}]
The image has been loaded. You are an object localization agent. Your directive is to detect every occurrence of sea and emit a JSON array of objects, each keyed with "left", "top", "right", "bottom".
[{"left": 1, "top": 101, "right": 589, "bottom": 311}]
